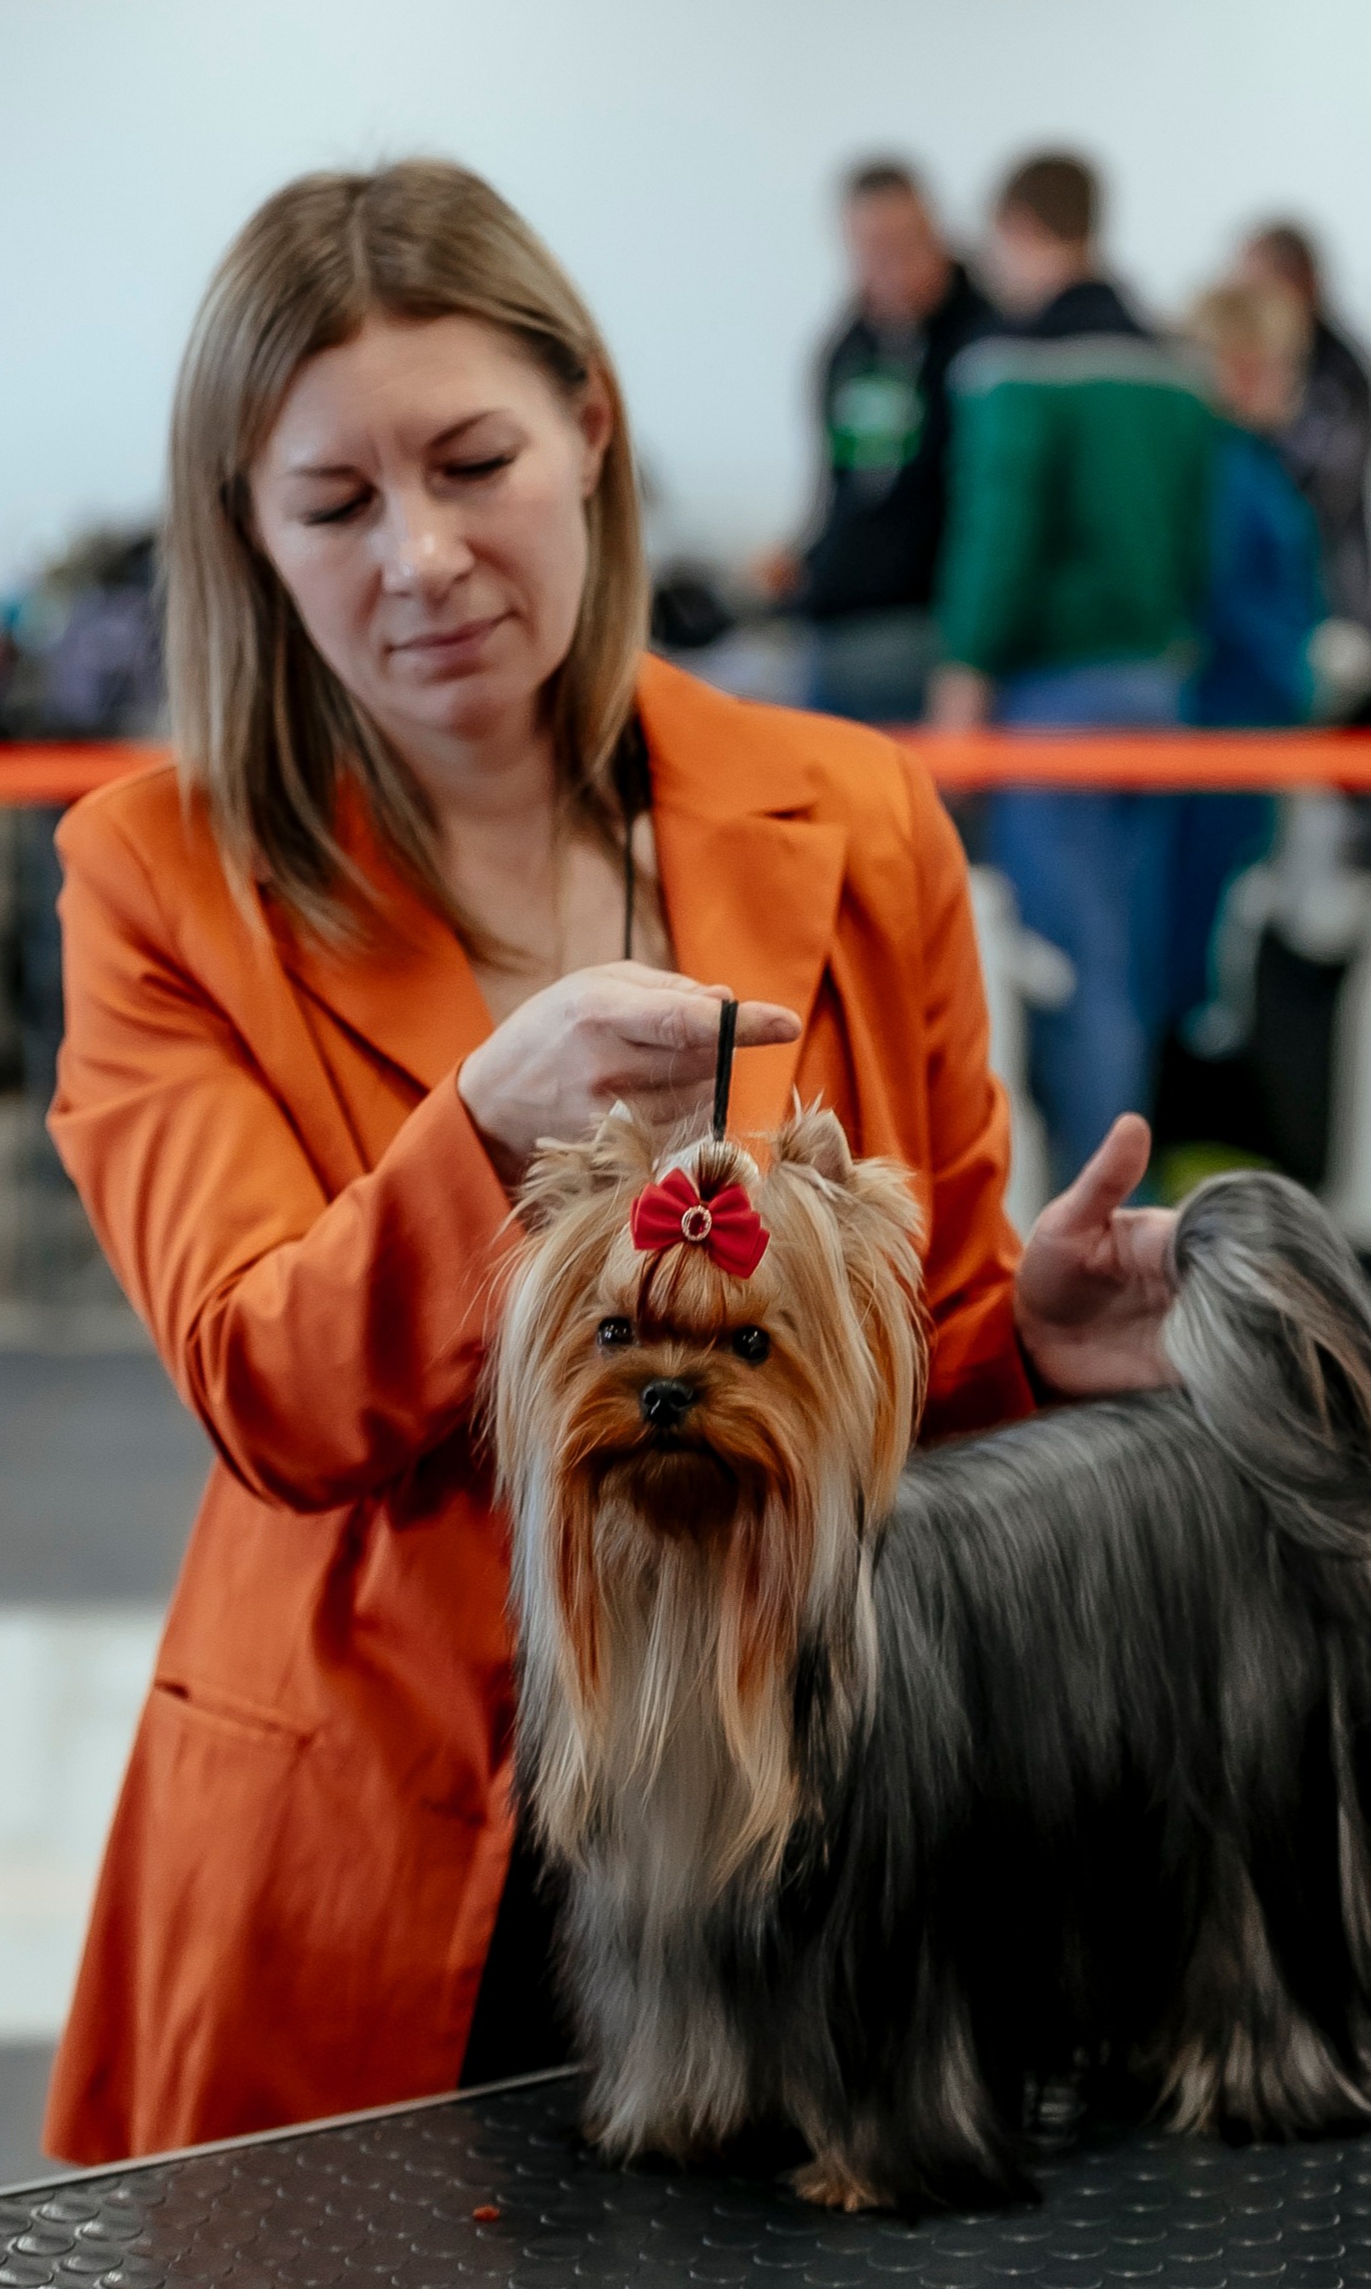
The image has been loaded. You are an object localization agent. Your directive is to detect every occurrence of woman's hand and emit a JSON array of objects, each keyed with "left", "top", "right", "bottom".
[
  {"left": 457, "top": 961, "right": 802, "bottom": 1186},
  {"left": 1014, "top": 1114, "right": 1179, "bottom": 1396}
]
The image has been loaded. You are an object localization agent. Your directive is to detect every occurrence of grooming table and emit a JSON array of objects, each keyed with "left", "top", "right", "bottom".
[{"left": 2, "top": 2067, "right": 1366, "bottom": 2289}]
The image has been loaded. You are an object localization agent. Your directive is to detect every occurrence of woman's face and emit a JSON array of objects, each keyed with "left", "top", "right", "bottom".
[
  {"left": 250, "top": 312, "right": 611, "bottom": 752},
  {"left": 1213, "top": 344, "right": 1300, "bottom": 435}
]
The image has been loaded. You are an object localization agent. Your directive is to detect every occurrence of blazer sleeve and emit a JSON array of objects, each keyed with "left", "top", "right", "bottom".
[
  {"left": 49, "top": 799, "right": 514, "bottom": 1515},
  {"left": 901, "top": 759, "right": 1035, "bottom": 1439}
]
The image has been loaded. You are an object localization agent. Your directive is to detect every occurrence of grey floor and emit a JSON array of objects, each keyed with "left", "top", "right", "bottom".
[
  {"left": 1, "top": 1350, "right": 209, "bottom": 1603},
  {"left": 0, "top": 2046, "right": 57, "bottom": 2189},
  {"left": 1, "top": 1311, "right": 208, "bottom": 2183}
]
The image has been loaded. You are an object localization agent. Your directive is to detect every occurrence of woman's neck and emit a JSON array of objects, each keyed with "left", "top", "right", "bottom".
[
  {"left": 389, "top": 701, "right": 567, "bottom": 1005},
  {"left": 391, "top": 699, "right": 558, "bottom": 836},
  {"left": 383, "top": 695, "right": 671, "bottom": 1023}
]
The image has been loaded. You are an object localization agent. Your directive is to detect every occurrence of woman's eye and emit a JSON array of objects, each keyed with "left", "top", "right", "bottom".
[
  {"left": 442, "top": 453, "right": 515, "bottom": 482},
  {"left": 597, "top": 1317, "right": 635, "bottom": 1348},
  {"left": 731, "top": 1326, "right": 771, "bottom": 1364},
  {"left": 303, "top": 495, "right": 369, "bottom": 526}
]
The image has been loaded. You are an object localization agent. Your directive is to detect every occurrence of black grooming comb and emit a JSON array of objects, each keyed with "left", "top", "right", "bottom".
[{"left": 712, "top": 998, "right": 739, "bottom": 1142}]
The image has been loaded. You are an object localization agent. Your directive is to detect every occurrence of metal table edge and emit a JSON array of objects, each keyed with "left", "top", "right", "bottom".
[{"left": 0, "top": 2060, "right": 582, "bottom": 2202}]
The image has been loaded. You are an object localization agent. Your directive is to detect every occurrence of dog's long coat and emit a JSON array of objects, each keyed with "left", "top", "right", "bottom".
[{"left": 496, "top": 1129, "right": 1371, "bottom": 2215}]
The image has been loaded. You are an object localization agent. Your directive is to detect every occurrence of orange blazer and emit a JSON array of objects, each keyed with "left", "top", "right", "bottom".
[{"left": 43, "top": 655, "right": 1031, "bottom": 2165}]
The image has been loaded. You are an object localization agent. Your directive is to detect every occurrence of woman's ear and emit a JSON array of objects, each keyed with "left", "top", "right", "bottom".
[{"left": 577, "top": 365, "right": 614, "bottom": 498}]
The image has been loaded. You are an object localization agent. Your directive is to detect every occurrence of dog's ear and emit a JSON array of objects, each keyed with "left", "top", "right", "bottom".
[
  {"left": 774, "top": 1104, "right": 924, "bottom": 1256},
  {"left": 589, "top": 1104, "right": 661, "bottom": 1195},
  {"left": 517, "top": 1106, "right": 657, "bottom": 1230},
  {"left": 845, "top": 1155, "right": 927, "bottom": 1266},
  {"left": 774, "top": 1104, "right": 855, "bottom": 1187}
]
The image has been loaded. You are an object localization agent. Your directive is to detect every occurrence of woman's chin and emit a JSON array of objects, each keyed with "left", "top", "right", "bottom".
[{"left": 375, "top": 669, "right": 541, "bottom": 750}]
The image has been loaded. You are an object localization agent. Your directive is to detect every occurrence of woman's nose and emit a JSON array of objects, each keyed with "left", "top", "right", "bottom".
[{"left": 379, "top": 506, "right": 476, "bottom": 598}]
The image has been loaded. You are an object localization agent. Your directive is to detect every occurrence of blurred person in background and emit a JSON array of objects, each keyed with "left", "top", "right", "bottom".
[
  {"left": 1167, "top": 281, "right": 1371, "bottom": 1195},
  {"left": 929, "top": 153, "right": 1214, "bottom": 1186},
  {"left": 705, "top": 160, "right": 991, "bottom": 721},
  {"left": 0, "top": 529, "right": 163, "bottom": 1172},
  {"left": 1231, "top": 230, "right": 1371, "bottom": 1174},
  {"left": 1186, "top": 283, "right": 1327, "bottom": 732},
  {"left": 1238, "top": 222, "right": 1371, "bottom": 627},
  {"left": 1, "top": 530, "right": 163, "bottom": 744},
  {"left": 1160, "top": 282, "right": 1322, "bottom": 1084}
]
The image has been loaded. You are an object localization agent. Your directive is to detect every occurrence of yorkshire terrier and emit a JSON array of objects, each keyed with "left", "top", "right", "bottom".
[{"left": 490, "top": 1106, "right": 1371, "bottom": 2215}]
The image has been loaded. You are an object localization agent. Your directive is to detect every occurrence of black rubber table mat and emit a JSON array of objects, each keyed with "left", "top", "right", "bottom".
[{"left": 2, "top": 2066, "right": 1369, "bottom": 2288}]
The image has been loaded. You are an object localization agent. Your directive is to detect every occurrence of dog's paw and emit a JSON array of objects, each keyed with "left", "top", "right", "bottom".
[{"left": 790, "top": 2158, "right": 888, "bottom": 2213}]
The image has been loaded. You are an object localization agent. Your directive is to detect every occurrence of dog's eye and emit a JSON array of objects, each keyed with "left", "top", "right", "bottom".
[
  {"left": 597, "top": 1316, "right": 635, "bottom": 1348},
  {"left": 731, "top": 1325, "right": 771, "bottom": 1364}
]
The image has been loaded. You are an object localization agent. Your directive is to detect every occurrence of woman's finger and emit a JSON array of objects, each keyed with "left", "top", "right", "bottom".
[
  {"left": 597, "top": 963, "right": 797, "bottom": 1031},
  {"left": 1044, "top": 1113, "right": 1152, "bottom": 1238},
  {"left": 733, "top": 997, "right": 803, "bottom": 1046},
  {"left": 607, "top": 986, "right": 800, "bottom": 1054},
  {"left": 600, "top": 961, "right": 731, "bottom": 999}
]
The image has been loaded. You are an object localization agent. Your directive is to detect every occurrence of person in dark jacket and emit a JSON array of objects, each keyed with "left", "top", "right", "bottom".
[
  {"left": 930, "top": 154, "right": 1215, "bottom": 1185},
  {"left": 1239, "top": 222, "right": 1371, "bottom": 627},
  {"left": 742, "top": 160, "right": 992, "bottom": 721}
]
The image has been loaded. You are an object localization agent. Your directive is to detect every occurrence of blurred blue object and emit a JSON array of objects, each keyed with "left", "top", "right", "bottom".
[{"left": 1189, "top": 424, "right": 1324, "bottom": 728}]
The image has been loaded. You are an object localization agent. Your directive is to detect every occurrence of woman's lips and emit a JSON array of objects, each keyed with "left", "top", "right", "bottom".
[{"left": 388, "top": 613, "right": 509, "bottom": 669}]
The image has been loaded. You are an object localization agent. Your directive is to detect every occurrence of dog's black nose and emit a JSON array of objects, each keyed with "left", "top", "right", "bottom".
[{"left": 640, "top": 1378, "right": 697, "bottom": 1430}]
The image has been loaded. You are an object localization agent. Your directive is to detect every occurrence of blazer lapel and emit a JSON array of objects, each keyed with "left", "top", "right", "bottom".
[
  {"left": 653, "top": 809, "right": 844, "bottom": 1133},
  {"left": 271, "top": 792, "right": 491, "bottom": 1094},
  {"left": 640, "top": 658, "right": 848, "bottom": 1135}
]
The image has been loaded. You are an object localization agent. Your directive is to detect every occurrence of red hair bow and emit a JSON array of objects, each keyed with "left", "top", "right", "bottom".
[{"left": 629, "top": 1167, "right": 770, "bottom": 1278}]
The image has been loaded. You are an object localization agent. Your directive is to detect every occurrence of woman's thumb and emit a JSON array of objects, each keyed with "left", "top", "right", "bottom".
[{"left": 1057, "top": 1114, "right": 1152, "bottom": 1233}]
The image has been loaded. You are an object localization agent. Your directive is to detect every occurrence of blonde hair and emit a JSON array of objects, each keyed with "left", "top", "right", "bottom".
[
  {"left": 1186, "top": 281, "right": 1310, "bottom": 370},
  {"left": 164, "top": 161, "right": 648, "bottom": 945}
]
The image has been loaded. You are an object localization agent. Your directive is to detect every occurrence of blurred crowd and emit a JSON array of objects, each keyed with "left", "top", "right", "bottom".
[
  {"left": 0, "top": 531, "right": 160, "bottom": 1178},
  {"left": 6, "top": 151, "right": 1371, "bottom": 1211},
  {"left": 666, "top": 152, "right": 1371, "bottom": 1195}
]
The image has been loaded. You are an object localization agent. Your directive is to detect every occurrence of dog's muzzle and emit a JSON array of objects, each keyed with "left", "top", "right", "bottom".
[{"left": 639, "top": 1378, "right": 697, "bottom": 1432}]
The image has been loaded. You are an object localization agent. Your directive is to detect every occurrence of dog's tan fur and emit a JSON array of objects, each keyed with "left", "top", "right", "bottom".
[{"left": 492, "top": 1107, "right": 924, "bottom": 1901}]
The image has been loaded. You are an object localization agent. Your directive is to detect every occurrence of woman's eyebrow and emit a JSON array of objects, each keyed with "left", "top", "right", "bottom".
[
  {"left": 283, "top": 458, "right": 365, "bottom": 480},
  {"left": 426, "top": 413, "right": 502, "bottom": 450},
  {"left": 283, "top": 414, "right": 502, "bottom": 480}
]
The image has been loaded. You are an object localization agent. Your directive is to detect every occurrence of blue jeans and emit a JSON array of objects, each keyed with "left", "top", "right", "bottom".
[{"left": 989, "top": 660, "right": 1186, "bottom": 1187}]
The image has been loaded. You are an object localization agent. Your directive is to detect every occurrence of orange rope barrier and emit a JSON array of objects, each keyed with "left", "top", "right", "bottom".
[
  {"left": 902, "top": 727, "right": 1371, "bottom": 791},
  {"left": 7, "top": 729, "right": 1371, "bottom": 807},
  {"left": 0, "top": 742, "right": 171, "bottom": 805}
]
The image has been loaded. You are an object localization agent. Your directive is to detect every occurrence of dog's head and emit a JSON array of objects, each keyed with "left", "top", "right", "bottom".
[{"left": 491, "top": 1107, "right": 924, "bottom": 1863}]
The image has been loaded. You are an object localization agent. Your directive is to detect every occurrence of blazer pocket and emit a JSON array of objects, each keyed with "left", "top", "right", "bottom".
[{"left": 150, "top": 1675, "right": 316, "bottom": 1750}]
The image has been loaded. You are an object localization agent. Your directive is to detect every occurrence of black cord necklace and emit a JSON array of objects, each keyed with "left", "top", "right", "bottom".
[
  {"left": 614, "top": 717, "right": 652, "bottom": 962},
  {"left": 622, "top": 831, "right": 636, "bottom": 964}
]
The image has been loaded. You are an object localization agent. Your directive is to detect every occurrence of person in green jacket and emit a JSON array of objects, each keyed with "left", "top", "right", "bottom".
[{"left": 929, "top": 154, "right": 1215, "bottom": 1187}]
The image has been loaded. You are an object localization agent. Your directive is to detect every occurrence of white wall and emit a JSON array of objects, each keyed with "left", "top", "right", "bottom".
[{"left": 5, "top": 0, "right": 1371, "bottom": 589}]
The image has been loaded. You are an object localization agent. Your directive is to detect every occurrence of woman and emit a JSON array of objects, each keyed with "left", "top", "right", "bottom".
[{"left": 44, "top": 162, "right": 1174, "bottom": 2164}]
